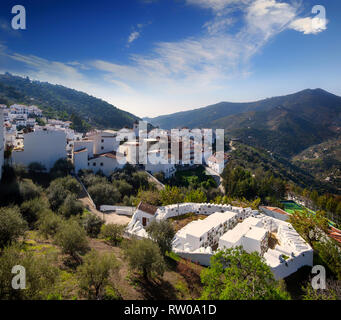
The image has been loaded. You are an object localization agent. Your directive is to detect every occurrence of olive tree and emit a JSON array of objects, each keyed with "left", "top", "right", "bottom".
[
  {"left": 200, "top": 247, "right": 289, "bottom": 300},
  {"left": 146, "top": 219, "right": 175, "bottom": 256},
  {"left": 0, "top": 207, "right": 27, "bottom": 248},
  {"left": 77, "top": 250, "right": 119, "bottom": 299},
  {"left": 124, "top": 239, "right": 165, "bottom": 281}
]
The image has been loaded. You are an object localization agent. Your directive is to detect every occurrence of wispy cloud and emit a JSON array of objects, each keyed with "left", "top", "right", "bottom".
[
  {"left": 127, "top": 31, "right": 141, "bottom": 45},
  {"left": 127, "top": 22, "right": 151, "bottom": 47}
]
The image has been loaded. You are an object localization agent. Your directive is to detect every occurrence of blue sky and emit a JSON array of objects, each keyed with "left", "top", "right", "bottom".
[{"left": 0, "top": 0, "right": 340, "bottom": 117}]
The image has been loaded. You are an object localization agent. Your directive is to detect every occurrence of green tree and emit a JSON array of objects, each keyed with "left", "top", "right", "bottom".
[
  {"left": 46, "top": 176, "right": 82, "bottom": 211},
  {"left": 20, "top": 197, "right": 50, "bottom": 228},
  {"left": 54, "top": 220, "right": 89, "bottom": 262},
  {"left": 303, "top": 279, "right": 340, "bottom": 300},
  {"left": 82, "top": 212, "right": 104, "bottom": 238},
  {"left": 326, "top": 197, "right": 337, "bottom": 213},
  {"left": 0, "top": 207, "right": 27, "bottom": 248},
  {"left": 134, "top": 189, "right": 161, "bottom": 206},
  {"left": 88, "top": 183, "right": 121, "bottom": 207},
  {"left": 58, "top": 194, "right": 84, "bottom": 218},
  {"left": 124, "top": 239, "right": 165, "bottom": 280},
  {"left": 77, "top": 250, "right": 119, "bottom": 300},
  {"left": 27, "top": 162, "right": 46, "bottom": 174},
  {"left": 200, "top": 247, "right": 289, "bottom": 300},
  {"left": 37, "top": 211, "right": 64, "bottom": 239},
  {"left": 289, "top": 210, "right": 329, "bottom": 246},
  {"left": 50, "top": 158, "right": 74, "bottom": 178},
  {"left": 100, "top": 224, "right": 126, "bottom": 246},
  {"left": 314, "top": 239, "right": 341, "bottom": 280},
  {"left": 159, "top": 185, "right": 184, "bottom": 205},
  {"left": 184, "top": 189, "right": 207, "bottom": 203},
  {"left": 146, "top": 219, "right": 175, "bottom": 256},
  {"left": 0, "top": 245, "right": 60, "bottom": 300}
]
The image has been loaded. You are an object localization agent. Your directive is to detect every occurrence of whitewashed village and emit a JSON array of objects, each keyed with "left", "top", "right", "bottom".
[{"left": 0, "top": 103, "right": 316, "bottom": 283}]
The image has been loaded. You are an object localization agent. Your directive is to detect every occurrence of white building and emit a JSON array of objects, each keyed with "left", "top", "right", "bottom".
[
  {"left": 174, "top": 211, "right": 239, "bottom": 251},
  {"left": 219, "top": 217, "right": 268, "bottom": 255},
  {"left": 207, "top": 152, "right": 229, "bottom": 174},
  {"left": 126, "top": 202, "right": 313, "bottom": 279},
  {"left": 12, "top": 128, "right": 67, "bottom": 170},
  {"left": 73, "top": 130, "right": 124, "bottom": 175}
]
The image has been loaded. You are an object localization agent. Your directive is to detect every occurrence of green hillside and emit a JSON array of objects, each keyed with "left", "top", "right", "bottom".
[
  {"left": 147, "top": 89, "right": 341, "bottom": 158},
  {"left": 0, "top": 73, "right": 139, "bottom": 131}
]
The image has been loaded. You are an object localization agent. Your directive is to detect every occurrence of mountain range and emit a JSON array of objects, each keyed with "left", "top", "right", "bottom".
[{"left": 145, "top": 89, "right": 341, "bottom": 158}]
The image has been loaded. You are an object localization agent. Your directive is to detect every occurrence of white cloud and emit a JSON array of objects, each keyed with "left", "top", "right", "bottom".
[
  {"left": 127, "top": 22, "right": 151, "bottom": 46},
  {"left": 290, "top": 16, "right": 328, "bottom": 35},
  {"left": 128, "top": 31, "right": 141, "bottom": 44}
]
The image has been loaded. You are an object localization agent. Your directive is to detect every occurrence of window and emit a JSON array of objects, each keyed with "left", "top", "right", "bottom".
[
  {"left": 93, "top": 163, "right": 96, "bottom": 166},
  {"left": 88, "top": 162, "right": 90, "bottom": 166},
  {"left": 100, "top": 163, "right": 103, "bottom": 166},
  {"left": 101, "top": 139, "right": 104, "bottom": 143},
  {"left": 101, "top": 146, "right": 104, "bottom": 150}
]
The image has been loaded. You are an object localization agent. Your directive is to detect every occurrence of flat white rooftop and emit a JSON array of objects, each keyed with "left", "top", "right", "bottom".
[
  {"left": 220, "top": 217, "right": 261, "bottom": 243},
  {"left": 183, "top": 211, "right": 238, "bottom": 238},
  {"left": 244, "top": 226, "right": 268, "bottom": 241}
]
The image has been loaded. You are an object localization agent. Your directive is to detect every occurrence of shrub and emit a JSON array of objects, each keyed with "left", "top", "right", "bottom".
[{"left": 0, "top": 207, "right": 27, "bottom": 248}]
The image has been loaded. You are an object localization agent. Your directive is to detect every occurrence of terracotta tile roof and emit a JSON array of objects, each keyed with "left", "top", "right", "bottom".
[
  {"left": 261, "top": 206, "right": 289, "bottom": 216},
  {"left": 137, "top": 201, "right": 158, "bottom": 215},
  {"left": 74, "top": 147, "right": 87, "bottom": 154},
  {"left": 102, "top": 152, "right": 117, "bottom": 159},
  {"left": 329, "top": 226, "right": 341, "bottom": 244}
]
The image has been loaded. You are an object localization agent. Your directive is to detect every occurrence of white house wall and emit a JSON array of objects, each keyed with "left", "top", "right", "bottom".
[{"left": 12, "top": 130, "right": 67, "bottom": 170}]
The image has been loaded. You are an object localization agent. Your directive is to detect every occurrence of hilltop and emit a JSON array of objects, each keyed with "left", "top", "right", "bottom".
[{"left": 0, "top": 73, "right": 139, "bottom": 131}]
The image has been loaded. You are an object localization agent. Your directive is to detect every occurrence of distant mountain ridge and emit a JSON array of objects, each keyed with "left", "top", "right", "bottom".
[
  {"left": 146, "top": 89, "right": 341, "bottom": 157},
  {"left": 0, "top": 73, "right": 140, "bottom": 131}
]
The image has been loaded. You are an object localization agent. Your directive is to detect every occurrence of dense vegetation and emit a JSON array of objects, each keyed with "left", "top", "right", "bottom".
[
  {"left": 0, "top": 73, "right": 139, "bottom": 132},
  {"left": 292, "top": 137, "right": 341, "bottom": 191}
]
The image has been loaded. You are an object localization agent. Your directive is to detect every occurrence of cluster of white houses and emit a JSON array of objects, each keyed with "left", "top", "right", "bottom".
[
  {"left": 0, "top": 103, "right": 229, "bottom": 178},
  {"left": 125, "top": 202, "right": 313, "bottom": 279}
]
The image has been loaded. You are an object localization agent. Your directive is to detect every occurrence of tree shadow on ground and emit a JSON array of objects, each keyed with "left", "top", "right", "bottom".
[
  {"left": 135, "top": 277, "right": 178, "bottom": 300},
  {"left": 176, "top": 261, "right": 203, "bottom": 299}
]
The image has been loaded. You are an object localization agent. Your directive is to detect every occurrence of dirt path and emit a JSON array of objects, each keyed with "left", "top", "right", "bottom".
[
  {"left": 79, "top": 196, "right": 131, "bottom": 226},
  {"left": 229, "top": 140, "right": 236, "bottom": 151}
]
